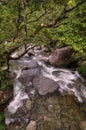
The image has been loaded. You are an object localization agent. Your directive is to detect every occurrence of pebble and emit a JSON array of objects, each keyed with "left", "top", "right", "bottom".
[{"left": 26, "top": 121, "right": 36, "bottom": 130}]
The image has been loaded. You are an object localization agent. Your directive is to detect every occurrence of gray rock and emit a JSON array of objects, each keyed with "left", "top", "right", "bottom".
[
  {"left": 28, "top": 49, "right": 35, "bottom": 56},
  {"left": 26, "top": 120, "right": 36, "bottom": 130},
  {"left": 33, "top": 75, "right": 59, "bottom": 95},
  {"left": 10, "top": 71, "right": 17, "bottom": 79},
  {"left": 16, "top": 60, "right": 38, "bottom": 70},
  {"left": 18, "top": 68, "right": 40, "bottom": 86},
  {"left": 49, "top": 46, "right": 73, "bottom": 66},
  {"left": 22, "top": 60, "right": 38, "bottom": 70}
]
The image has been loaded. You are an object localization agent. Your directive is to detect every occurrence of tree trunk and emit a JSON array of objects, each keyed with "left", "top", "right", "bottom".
[
  {"left": 13, "top": 0, "right": 21, "bottom": 42},
  {"left": 21, "top": 0, "right": 27, "bottom": 37}
]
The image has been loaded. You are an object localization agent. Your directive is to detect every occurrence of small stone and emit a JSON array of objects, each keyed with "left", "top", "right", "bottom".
[
  {"left": 43, "top": 116, "right": 51, "bottom": 121},
  {"left": 48, "top": 105, "right": 54, "bottom": 112},
  {"left": 26, "top": 121, "right": 36, "bottom": 130},
  {"left": 10, "top": 71, "right": 17, "bottom": 79},
  {"left": 61, "top": 118, "right": 68, "bottom": 123},
  {"left": 25, "top": 100, "right": 33, "bottom": 111},
  {"left": 70, "top": 125, "right": 77, "bottom": 130},
  {"left": 80, "top": 121, "right": 86, "bottom": 130},
  {"left": 63, "top": 123, "right": 69, "bottom": 128}
]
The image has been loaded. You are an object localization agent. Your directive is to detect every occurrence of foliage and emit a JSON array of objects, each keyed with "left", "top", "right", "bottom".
[
  {"left": 0, "top": 70, "right": 13, "bottom": 89},
  {"left": 0, "top": 2, "right": 86, "bottom": 129},
  {"left": 0, "top": 2, "right": 16, "bottom": 42},
  {"left": 0, "top": 114, "right": 5, "bottom": 130},
  {"left": 0, "top": 0, "right": 85, "bottom": 45},
  {"left": 56, "top": 2, "right": 86, "bottom": 52},
  {"left": 0, "top": 0, "right": 86, "bottom": 88},
  {"left": 77, "top": 64, "right": 86, "bottom": 76}
]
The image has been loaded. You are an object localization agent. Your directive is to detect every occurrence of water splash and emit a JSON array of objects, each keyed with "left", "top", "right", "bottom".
[
  {"left": 5, "top": 46, "right": 86, "bottom": 125},
  {"left": 40, "top": 62, "right": 86, "bottom": 102}
]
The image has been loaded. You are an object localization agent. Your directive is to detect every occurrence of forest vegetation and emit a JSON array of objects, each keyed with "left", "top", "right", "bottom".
[
  {"left": 0, "top": 0, "right": 86, "bottom": 90},
  {"left": 0, "top": 0, "right": 86, "bottom": 129},
  {"left": 0, "top": 0, "right": 86, "bottom": 94}
]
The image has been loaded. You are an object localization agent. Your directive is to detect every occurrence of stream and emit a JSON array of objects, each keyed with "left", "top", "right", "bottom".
[{"left": 4, "top": 45, "right": 86, "bottom": 130}]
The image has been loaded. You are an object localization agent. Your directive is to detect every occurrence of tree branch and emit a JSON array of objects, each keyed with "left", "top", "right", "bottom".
[
  {"left": 4, "top": 0, "right": 85, "bottom": 64},
  {"left": 65, "top": 1, "right": 85, "bottom": 13},
  {"left": 10, "top": 44, "right": 36, "bottom": 60},
  {"left": 27, "top": 8, "right": 52, "bottom": 23},
  {"left": 30, "top": 1, "right": 85, "bottom": 38}
]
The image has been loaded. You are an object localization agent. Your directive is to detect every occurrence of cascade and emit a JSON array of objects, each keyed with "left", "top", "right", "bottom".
[{"left": 4, "top": 46, "right": 86, "bottom": 130}]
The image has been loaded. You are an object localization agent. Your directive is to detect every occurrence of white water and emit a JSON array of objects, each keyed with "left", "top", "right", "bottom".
[
  {"left": 5, "top": 47, "right": 86, "bottom": 125},
  {"left": 5, "top": 60, "right": 29, "bottom": 125},
  {"left": 8, "top": 81, "right": 29, "bottom": 114},
  {"left": 40, "top": 62, "right": 86, "bottom": 102}
]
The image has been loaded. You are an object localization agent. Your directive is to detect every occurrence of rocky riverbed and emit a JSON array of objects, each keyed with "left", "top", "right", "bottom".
[{"left": 4, "top": 45, "right": 86, "bottom": 130}]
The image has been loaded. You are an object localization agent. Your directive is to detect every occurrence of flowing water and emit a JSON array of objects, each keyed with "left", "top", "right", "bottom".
[{"left": 5, "top": 46, "right": 86, "bottom": 127}]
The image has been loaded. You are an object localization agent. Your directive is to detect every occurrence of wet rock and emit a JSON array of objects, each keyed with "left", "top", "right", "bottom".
[
  {"left": 49, "top": 46, "right": 73, "bottom": 66},
  {"left": 80, "top": 121, "right": 86, "bottom": 130},
  {"left": 22, "top": 60, "right": 38, "bottom": 70},
  {"left": 26, "top": 120, "right": 36, "bottom": 130},
  {"left": 25, "top": 87, "right": 37, "bottom": 100},
  {"left": 28, "top": 50, "right": 35, "bottom": 56},
  {"left": 18, "top": 68, "right": 40, "bottom": 86},
  {"left": 6, "top": 93, "right": 86, "bottom": 130},
  {"left": 33, "top": 75, "right": 59, "bottom": 95},
  {"left": 5, "top": 45, "right": 86, "bottom": 130},
  {"left": 31, "top": 95, "right": 62, "bottom": 130},
  {"left": 10, "top": 71, "right": 17, "bottom": 79},
  {"left": 25, "top": 99, "right": 34, "bottom": 111},
  {"left": 46, "top": 96, "right": 60, "bottom": 111}
]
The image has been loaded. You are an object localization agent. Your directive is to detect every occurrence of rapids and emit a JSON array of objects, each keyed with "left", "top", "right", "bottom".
[{"left": 5, "top": 45, "right": 86, "bottom": 125}]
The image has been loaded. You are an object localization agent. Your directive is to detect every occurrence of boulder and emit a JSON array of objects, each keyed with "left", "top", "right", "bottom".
[
  {"left": 49, "top": 46, "right": 73, "bottom": 66},
  {"left": 33, "top": 74, "right": 59, "bottom": 95},
  {"left": 18, "top": 68, "right": 40, "bottom": 86},
  {"left": 20, "top": 60, "right": 39, "bottom": 70}
]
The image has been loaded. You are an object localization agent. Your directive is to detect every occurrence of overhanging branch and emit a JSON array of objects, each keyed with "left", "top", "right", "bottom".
[
  {"left": 27, "top": 8, "right": 52, "bottom": 23},
  {"left": 10, "top": 44, "right": 36, "bottom": 60},
  {"left": 5, "top": 0, "right": 86, "bottom": 62},
  {"left": 65, "top": 1, "right": 85, "bottom": 13},
  {"left": 30, "top": 1, "right": 85, "bottom": 38}
]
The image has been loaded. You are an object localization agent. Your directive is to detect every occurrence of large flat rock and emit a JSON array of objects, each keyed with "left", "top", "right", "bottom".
[{"left": 33, "top": 74, "right": 59, "bottom": 95}]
